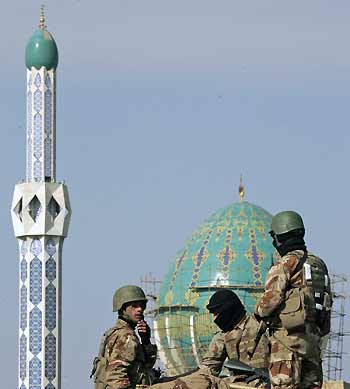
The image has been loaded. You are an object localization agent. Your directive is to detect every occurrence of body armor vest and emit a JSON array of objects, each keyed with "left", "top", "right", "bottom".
[{"left": 278, "top": 252, "right": 332, "bottom": 335}]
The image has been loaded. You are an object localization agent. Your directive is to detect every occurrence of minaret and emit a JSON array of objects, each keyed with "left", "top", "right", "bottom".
[{"left": 11, "top": 8, "right": 71, "bottom": 389}]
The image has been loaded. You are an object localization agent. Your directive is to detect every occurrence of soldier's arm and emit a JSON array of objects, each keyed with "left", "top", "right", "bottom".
[
  {"left": 143, "top": 343, "right": 158, "bottom": 368},
  {"left": 105, "top": 331, "right": 137, "bottom": 389},
  {"left": 255, "top": 255, "right": 298, "bottom": 318},
  {"left": 199, "top": 332, "right": 227, "bottom": 376}
]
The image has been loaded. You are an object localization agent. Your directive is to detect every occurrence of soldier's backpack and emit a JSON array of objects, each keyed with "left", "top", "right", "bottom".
[
  {"left": 279, "top": 252, "right": 332, "bottom": 336},
  {"left": 90, "top": 326, "right": 118, "bottom": 389}
]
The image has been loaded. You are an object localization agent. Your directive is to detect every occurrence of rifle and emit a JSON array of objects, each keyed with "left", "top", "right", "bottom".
[
  {"left": 247, "top": 320, "right": 268, "bottom": 360},
  {"left": 223, "top": 359, "right": 270, "bottom": 388}
]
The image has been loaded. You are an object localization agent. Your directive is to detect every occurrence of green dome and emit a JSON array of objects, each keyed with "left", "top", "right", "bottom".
[
  {"left": 25, "top": 29, "right": 58, "bottom": 70},
  {"left": 154, "top": 201, "right": 276, "bottom": 374}
]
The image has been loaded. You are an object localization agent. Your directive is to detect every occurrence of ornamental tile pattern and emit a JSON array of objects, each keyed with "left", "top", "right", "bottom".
[
  {"left": 20, "top": 286, "right": 27, "bottom": 331},
  {"left": 29, "top": 307, "right": 42, "bottom": 355},
  {"left": 29, "top": 258, "right": 42, "bottom": 305},
  {"left": 45, "top": 333, "right": 56, "bottom": 381},
  {"left": 19, "top": 334, "right": 27, "bottom": 380},
  {"left": 19, "top": 240, "right": 28, "bottom": 388},
  {"left": 45, "top": 284, "right": 56, "bottom": 331},
  {"left": 45, "top": 239, "right": 57, "bottom": 386},
  {"left": 45, "top": 73, "right": 51, "bottom": 88},
  {"left": 33, "top": 71, "right": 43, "bottom": 181},
  {"left": 29, "top": 356, "right": 42, "bottom": 388},
  {"left": 28, "top": 238, "right": 43, "bottom": 387},
  {"left": 34, "top": 73, "right": 41, "bottom": 88},
  {"left": 30, "top": 239, "right": 42, "bottom": 256}
]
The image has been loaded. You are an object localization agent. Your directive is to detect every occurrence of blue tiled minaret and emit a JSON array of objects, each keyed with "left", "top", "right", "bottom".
[{"left": 11, "top": 8, "right": 71, "bottom": 389}]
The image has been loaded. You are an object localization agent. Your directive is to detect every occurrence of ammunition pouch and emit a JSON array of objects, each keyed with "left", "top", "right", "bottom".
[
  {"left": 317, "top": 290, "right": 332, "bottom": 336},
  {"left": 279, "top": 288, "right": 306, "bottom": 334}
]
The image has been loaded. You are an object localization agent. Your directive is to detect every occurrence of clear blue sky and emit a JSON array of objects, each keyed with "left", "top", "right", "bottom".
[{"left": 0, "top": 1, "right": 349, "bottom": 387}]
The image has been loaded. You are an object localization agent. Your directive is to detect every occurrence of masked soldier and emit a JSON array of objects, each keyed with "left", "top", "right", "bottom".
[
  {"left": 254, "top": 211, "right": 332, "bottom": 389},
  {"left": 91, "top": 285, "right": 158, "bottom": 389},
  {"left": 151, "top": 289, "right": 269, "bottom": 389}
]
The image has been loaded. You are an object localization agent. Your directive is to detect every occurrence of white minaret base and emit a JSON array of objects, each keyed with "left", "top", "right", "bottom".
[
  {"left": 18, "top": 236, "right": 63, "bottom": 389},
  {"left": 12, "top": 182, "right": 70, "bottom": 389}
]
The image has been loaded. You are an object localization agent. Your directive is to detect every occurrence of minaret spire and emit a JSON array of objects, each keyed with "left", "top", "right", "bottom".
[
  {"left": 39, "top": 5, "right": 46, "bottom": 30},
  {"left": 239, "top": 174, "right": 245, "bottom": 202},
  {"left": 12, "top": 9, "right": 70, "bottom": 389}
]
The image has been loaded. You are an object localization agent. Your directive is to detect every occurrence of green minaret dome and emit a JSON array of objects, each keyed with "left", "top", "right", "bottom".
[{"left": 25, "top": 29, "right": 58, "bottom": 70}]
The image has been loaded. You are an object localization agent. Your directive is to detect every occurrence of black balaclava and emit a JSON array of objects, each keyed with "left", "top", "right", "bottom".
[
  {"left": 271, "top": 229, "right": 307, "bottom": 257},
  {"left": 206, "top": 289, "right": 246, "bottom": 332}
]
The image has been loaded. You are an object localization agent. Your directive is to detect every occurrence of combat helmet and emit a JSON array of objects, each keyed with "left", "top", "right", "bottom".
[
  {"left": 113, "top": 285, "right": 147, "bottom": 312},
  {"left": 270, "top": 211, "right": 305, "bottom": 236}
]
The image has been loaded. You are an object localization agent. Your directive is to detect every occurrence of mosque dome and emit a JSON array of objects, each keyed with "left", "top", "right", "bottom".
[
  {"left": 25, "top": 25, "right": 58, "bottom": 70},
  {"left": 154, "top": 195, "right": 275, "bottom": 375}
]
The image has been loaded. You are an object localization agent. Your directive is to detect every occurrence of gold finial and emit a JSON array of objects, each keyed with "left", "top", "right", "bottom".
[
  {"left": 238, "top": 174, "right": 245, "bottom": 202},
  {"left": 39, "top": 5, "right": 46, "bottom": 30}
]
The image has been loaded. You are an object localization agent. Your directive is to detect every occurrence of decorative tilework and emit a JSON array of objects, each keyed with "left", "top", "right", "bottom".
[
  {"left": 164, "top": 250, "right": 187, "bottom": 305},
  {"left": 217, "top": 229, "right": 235, "bottom": 281},
  {"left": 245, "top": 229, "right": 264, "bottom": 286},
  {"left": 27, "top": 89, "right": 33, "bottom": 181},
  {"left": 20, "top": 286, "right": 27, "bottom": 331},
  {"left": 34, "top": 90, "right": 42, "bottom": 112},
  {"left": 45, "top": 237, "right": 57, "bottom": 386},
  {"left": 45, "top": 333, "right": 56, "bottom": 381},
  {"left": 21, "top": 241, "right": 27, "bottom": 256},
  {"left": 45, "top": 74, "right": 51, "bottom": 88},
  {"left": 45, "top": 90, "right": 52, "bottom": 133},
  {"left": 20, "top": 383, "right": 27, "bottom": 389},
  {"left": 30, "top": 239, "right": 42, "bottom": 256},
  {"left": 29, "top": 257, "right": 42, "bottom": 304},
  {"left": 20, "top": 258, "right": 27, "bottom": 282},
  {"left": 27, "top": 137, "right": 33, "bottom": 182},
  {"left": 46, "top": 239, "right": 56, "bottom": 256},
  {"left": 46, "top": 258, "right": 56, "bottom": 282},
  {"left": 27, "top": 91, "right": 32, "bottom": 131},
  {"left": 29, "top": 356, "right": 42, "bottom": 388},
  {"left": 45, "top": 284, "right": 56, "bottom": 331},
  {"left": 34, "top": 73, "right": 41, "bottom": 88},
  {"left": 19, "top": 334, "right": 27, "bottom": 380},
  {"left": 29, "top": 307, "right": 42, "bottom": 355},
  {"left": 34, "top": 160, "right": 42, "bottom": 181},
  {"left": 189, "top": 230, "right": 213, "bottom": 288},
  {"left": 46, "top": 384, "right": 55, "bottom": 389},
  {"left": 45, "top": 138, "right": 52, "bottom": 176},
  {"left": 34, "top": 113, "right": 42, "bottom": 159}
]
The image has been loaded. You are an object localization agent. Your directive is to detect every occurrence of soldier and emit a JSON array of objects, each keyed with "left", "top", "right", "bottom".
[
  {"left": 91, "top": 285, "right": 158, "bottom": 389},
  {"left": 254, "top": 211, "right": 332, "bottom": 389},
  {"left": 151, "top": 289, "right": 269, "bottom": 389}
]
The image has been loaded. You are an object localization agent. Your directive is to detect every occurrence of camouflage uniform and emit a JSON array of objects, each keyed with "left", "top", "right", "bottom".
[
  {"left": 151, "top": 314, "right": 269, "bottom": 389},
  {"left": 199, "top": 313, "right": 268, "bottom": 373},
  {"left": 255, "top": 249, "right": 330, "bottom": 389},
  {"left": 94, "top": 318, "right": 157, "bottom": 389}
]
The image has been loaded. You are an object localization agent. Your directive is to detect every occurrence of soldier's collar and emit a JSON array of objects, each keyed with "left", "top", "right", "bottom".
[
  {"left": 117, "top": 315, "right": 137, "bottom": 330},
  {"left": 236, "top": 313, "right": 248, "bottom": 330}
]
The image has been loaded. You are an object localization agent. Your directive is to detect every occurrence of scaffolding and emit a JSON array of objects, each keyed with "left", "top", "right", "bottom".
[{"left": 323, "top": 273, "right": 349, "bottom": 381}]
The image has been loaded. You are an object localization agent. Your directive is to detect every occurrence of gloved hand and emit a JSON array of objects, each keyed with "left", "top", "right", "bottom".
[{"left": 137, "top": 320, "right": 151, "bottom": 344}]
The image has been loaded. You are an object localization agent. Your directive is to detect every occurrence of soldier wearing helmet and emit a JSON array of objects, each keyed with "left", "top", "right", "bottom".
[
  {"left": 91, "top": 285, "right": 157, "bottom": 389},
  {"left": 254, "top": 211, "right": 332, "bottom": 389}
]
